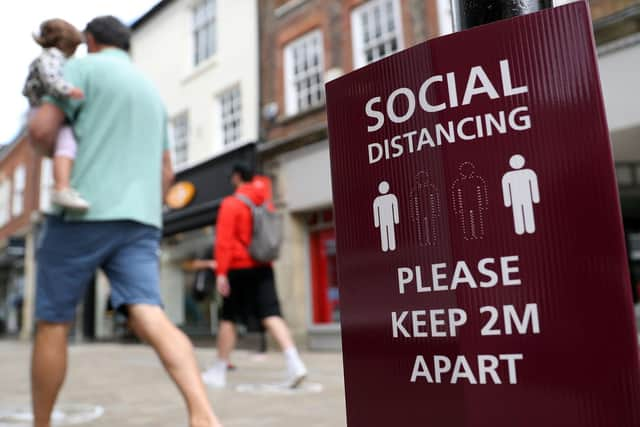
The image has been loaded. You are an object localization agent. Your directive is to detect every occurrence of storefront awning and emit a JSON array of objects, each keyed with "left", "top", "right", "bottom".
[
  {"left": 0, "top": 237, "right": 25, "bottom": 268},
  {"left": 163, "top": 143, "right": 257, "bottom": 236}
]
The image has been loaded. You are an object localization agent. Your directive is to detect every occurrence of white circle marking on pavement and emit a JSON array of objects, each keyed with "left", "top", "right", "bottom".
[
  {"left": 0, "top": 403, "right": 104, "bottom": 426},
  {"left": 234, "top": 382, "right": 324, "bottom": 395}
]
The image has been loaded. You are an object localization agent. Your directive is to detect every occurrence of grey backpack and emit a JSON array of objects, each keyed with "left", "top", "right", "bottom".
[{"left": 235, "top": 194, "right": 283, "bottom": 262}]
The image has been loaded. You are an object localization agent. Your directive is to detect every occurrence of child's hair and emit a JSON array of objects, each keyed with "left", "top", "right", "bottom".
[{"left": 33, "top": 19, "right": 83, "bottom": 57}]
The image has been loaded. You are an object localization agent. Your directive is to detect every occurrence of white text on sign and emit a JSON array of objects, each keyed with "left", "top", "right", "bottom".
[
  {"left": 391, "top": 304, "right": 540, "bottom": 338},
  {"left": 390, "top": 255, "right": 541, "bottom": 385},
  {"left": 365, "top": 60, "right": 532, "bottom": 164},
  {"left": 396, "top": 256, "right": 521, "bottom": 294}
]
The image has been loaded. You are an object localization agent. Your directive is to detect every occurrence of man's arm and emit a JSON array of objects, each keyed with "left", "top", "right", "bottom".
[
  {"left": 162, "top": 149, "right": 175, "bottom": 198},
  {"left": 28, "top": 103, "right": 65, "bottom": 157},
  {"left": 181, "top": 259, "right": 217, "bottom": 271}
]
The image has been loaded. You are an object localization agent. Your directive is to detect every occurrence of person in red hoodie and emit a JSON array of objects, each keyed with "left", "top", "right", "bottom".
[{"left": 202, "top": 164, "right": 307, "bottom": 388}]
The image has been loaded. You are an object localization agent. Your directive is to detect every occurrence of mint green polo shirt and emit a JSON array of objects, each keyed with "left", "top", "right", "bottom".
[{"left": 45, "top": 48, "right": 169, "bottom": 229}]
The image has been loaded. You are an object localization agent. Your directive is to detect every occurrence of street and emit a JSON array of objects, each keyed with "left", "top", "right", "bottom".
[
  {"left": 2, "top": 0, "right": 640, "bottom": 426},
  {"left": 0, "top": 341, "right": 347, "bottom": 427}
]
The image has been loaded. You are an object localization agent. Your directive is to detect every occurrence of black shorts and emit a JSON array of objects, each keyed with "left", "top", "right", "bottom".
[{"left": 221, "top": 266, "right": 282, "bottom": 323}]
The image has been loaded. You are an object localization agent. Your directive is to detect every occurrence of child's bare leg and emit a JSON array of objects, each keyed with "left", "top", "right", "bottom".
[
  {"left": 51, "top": 126, "right": 89, "bottom": 210},
  {"left": 53, "top": 156, "right": 74, "bottom": 191}
]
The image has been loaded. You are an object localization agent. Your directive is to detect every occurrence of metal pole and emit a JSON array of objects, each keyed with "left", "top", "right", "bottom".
[{"left": 452, "top": 0, "right": 553, "bottom": 31}]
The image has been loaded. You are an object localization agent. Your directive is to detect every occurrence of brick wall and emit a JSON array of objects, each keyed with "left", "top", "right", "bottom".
[
  {"left": 260, "top": 0, "right": 443, "bottom": 146},
  {"left": 0, "top": 136, "right": 41, "bottom": 241},
  {"left": 591, "top": 0, "right": 639, "bottom": 21}
]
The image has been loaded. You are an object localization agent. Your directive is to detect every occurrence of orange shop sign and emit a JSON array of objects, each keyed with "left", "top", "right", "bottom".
[{"left": 165, "top": 181, "right": 196, "bottom": 209}]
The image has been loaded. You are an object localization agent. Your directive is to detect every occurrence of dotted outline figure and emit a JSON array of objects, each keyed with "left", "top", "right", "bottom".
[
  {"left": 502, "top": 154, "right": 540, "bottom": 235},
  {"left": 409, "top": 172, "right": 441, "bottom": 247},
  {"left": 373, "top": 181, "right": 400, "bottom": 252},
  {"left": 451, "top": 162, "right": 489, "bottom": 241}
]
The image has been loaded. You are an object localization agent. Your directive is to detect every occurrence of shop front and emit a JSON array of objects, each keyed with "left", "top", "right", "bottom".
[
  {"left": 617, "top": 162, "right": 640, "bottom": 304},
  {"left": 161, "top": 144, "right": 256, "bottom": 337},
  {"left": 0, "top": 238, "right": 25, "bottom": 336},
  {"left": 262, "top": 139, "right": 341, "bottom": 350},
  {"left": 93, "top": 144, "right": 256, "bottom": 339},
  {"left": 307, "top": 209, "right": 340, "bottom": 350}
]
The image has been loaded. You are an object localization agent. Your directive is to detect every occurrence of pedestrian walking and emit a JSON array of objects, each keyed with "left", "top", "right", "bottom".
[
  {"left": 28, "top": 15, "right": 222, "bottom": 427},
  {"left": 23, "top": 19, "right": 89, "bottom": 210},
  {"left": 202, "top": 164, "right": 307, "bottom": 388}
]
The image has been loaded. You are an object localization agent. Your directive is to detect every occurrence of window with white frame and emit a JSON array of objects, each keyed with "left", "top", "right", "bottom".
[
  {"left": 193, "top": 0, "right": 217, "bottom": 66},
  {"left": 171, "top": 113, "right": 190, "bottom": 168},
  {"left": 40, "top": 159, "right": 54, "bottom": 212},
  {"left": 0, "top": 179, "right": 11, "bottom": 226},
  {"left": 218, "top": 86, "right": 242, "bottom": 147},
  {"left": 284, "top": 30, "right": 325, "bottom": 116},
  {"left": 351, "top": 0, "right": 404, "bottom": 68},
  {"left": 12, "top": 165, "right": 25, "bottom": 218},
  {"left": 437, "top": 0, "right": 453, "bottom": 35}
]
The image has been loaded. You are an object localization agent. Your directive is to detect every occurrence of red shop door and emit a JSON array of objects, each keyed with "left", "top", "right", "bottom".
[{"left": 310, "top": 228, "right": 339, "bottom": 324}]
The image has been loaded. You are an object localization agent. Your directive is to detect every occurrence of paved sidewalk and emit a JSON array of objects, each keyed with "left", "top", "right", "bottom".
[{"left": 0, "top": 340, "right": 347, "bottom": 427}]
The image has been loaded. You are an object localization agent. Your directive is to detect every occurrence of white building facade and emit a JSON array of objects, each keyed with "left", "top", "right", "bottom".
[{"left": 130, "top": 0, "right": 260, "bottom": 170}]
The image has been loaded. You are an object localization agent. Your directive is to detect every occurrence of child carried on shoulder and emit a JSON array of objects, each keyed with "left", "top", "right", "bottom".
[{"left": 23, "top": 18, "right": 89, "bottom": 211}]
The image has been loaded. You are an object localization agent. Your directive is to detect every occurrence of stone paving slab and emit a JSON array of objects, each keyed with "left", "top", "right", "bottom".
[{"left": 0, "top": 341, "right": 347, "bottom": 427}]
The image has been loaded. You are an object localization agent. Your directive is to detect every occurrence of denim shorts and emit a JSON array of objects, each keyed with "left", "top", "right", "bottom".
[{"left": 36, "top": 215, "right": 163, "bottom": 323}]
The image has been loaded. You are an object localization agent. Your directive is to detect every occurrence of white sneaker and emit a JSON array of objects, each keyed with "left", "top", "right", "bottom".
[
  {"left": 202, "top": 362, "right": 227, "bottom": 388},
  {"left": 52, "top": 188, "right": 90, "bottom": 211},
  {"left": 285, "top": 360, "right": 308, "bottom": 389}
]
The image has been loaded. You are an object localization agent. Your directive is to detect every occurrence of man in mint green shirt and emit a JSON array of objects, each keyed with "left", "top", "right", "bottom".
[
  {"left": 28, "top": 16, "right": 222, "bottom": 427},
  {"left": 44, "top": 37, "right": 167, "bottom": 227}
]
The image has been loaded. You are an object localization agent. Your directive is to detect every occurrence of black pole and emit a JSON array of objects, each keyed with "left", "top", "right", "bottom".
[{"left": 452, "top": 0, "right": 553, "bottom": 31}]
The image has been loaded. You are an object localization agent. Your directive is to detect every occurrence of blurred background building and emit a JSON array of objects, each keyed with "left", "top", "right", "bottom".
[
  {"left": 90, "top": 0, "right": 261, "bottom": 340},
  {"left": 257, "top": 0, "right": 452, "bottom": 349},
  {"left": 0, "top": 132, "right": 52, "bottom": 339},
  {"left": 593, "top": 0, "right": 640, "bottom": 303},
  {"left": 2, "top": 0, "right": 640, "bottom": 344}
]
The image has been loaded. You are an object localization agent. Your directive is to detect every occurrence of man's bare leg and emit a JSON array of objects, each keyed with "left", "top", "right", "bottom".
[
  {"left": 201, "top": 321, "right": 236, "bottom": 388},
  {"left": 216, "top": 321, "right": 236, "bottom": 362},
  {"left": 32, "top": 322, "right": 72, "bottom": 427},
  {"left": 262, "top": 316, "right": 307, "bottom": 387},
  {"left": 262, "top": 316, "right": 295, "bottom": 351},
  {"left": 128, "top": 305, "right": 222, "bottom": 427}
]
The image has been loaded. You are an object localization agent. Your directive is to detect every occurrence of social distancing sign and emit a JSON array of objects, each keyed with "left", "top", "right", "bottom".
[{"left": 327, "top": 3, "right": 640, "bottom": 427}]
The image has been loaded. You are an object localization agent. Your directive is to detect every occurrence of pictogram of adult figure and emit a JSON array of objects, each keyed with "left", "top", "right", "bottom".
[
  {"left": 502, "top": 154, "right": 540, "bottom": 235},
  {"left": 409, "top": 172, "right": 441, "bottom": 246},
  {"left": 451, "top": 162, "right": 488, "bottom": 240},
  {"left": 373, "top": 181, "right": 400, "bottom": 252}
]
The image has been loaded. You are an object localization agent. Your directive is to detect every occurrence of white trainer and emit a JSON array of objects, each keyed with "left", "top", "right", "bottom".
[
  {"left": 52, "top": 188, "right": 90, "bottom": 211},
  {"left": 202, "top": 362, "right": 227, "bottom": 388},
  {"left": 285, "top": 361, "right": 308, "bottom": 389}
]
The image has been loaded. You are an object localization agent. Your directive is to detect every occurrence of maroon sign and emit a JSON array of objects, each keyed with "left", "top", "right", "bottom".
[{"left": 326, "top": 3, "right": 640, "bottom": 426}]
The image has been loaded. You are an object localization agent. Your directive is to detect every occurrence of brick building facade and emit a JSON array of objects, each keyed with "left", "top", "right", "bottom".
[
  {"left": 261, "top": 0, "right": 446, "bottom": 146},
  {"left": 591, "top": 0, "right": 639, "bottom": 20},
  {"left": 258, "top": 0, "right": 451, "bottom": 349},
  {"left": 0, "top": 132, "right": 50, "bottom": 339}
]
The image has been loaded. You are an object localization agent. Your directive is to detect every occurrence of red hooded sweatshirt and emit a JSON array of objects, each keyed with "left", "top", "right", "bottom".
[{"left": 214, "top": 177, "right": 272, "bottom": 276}]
